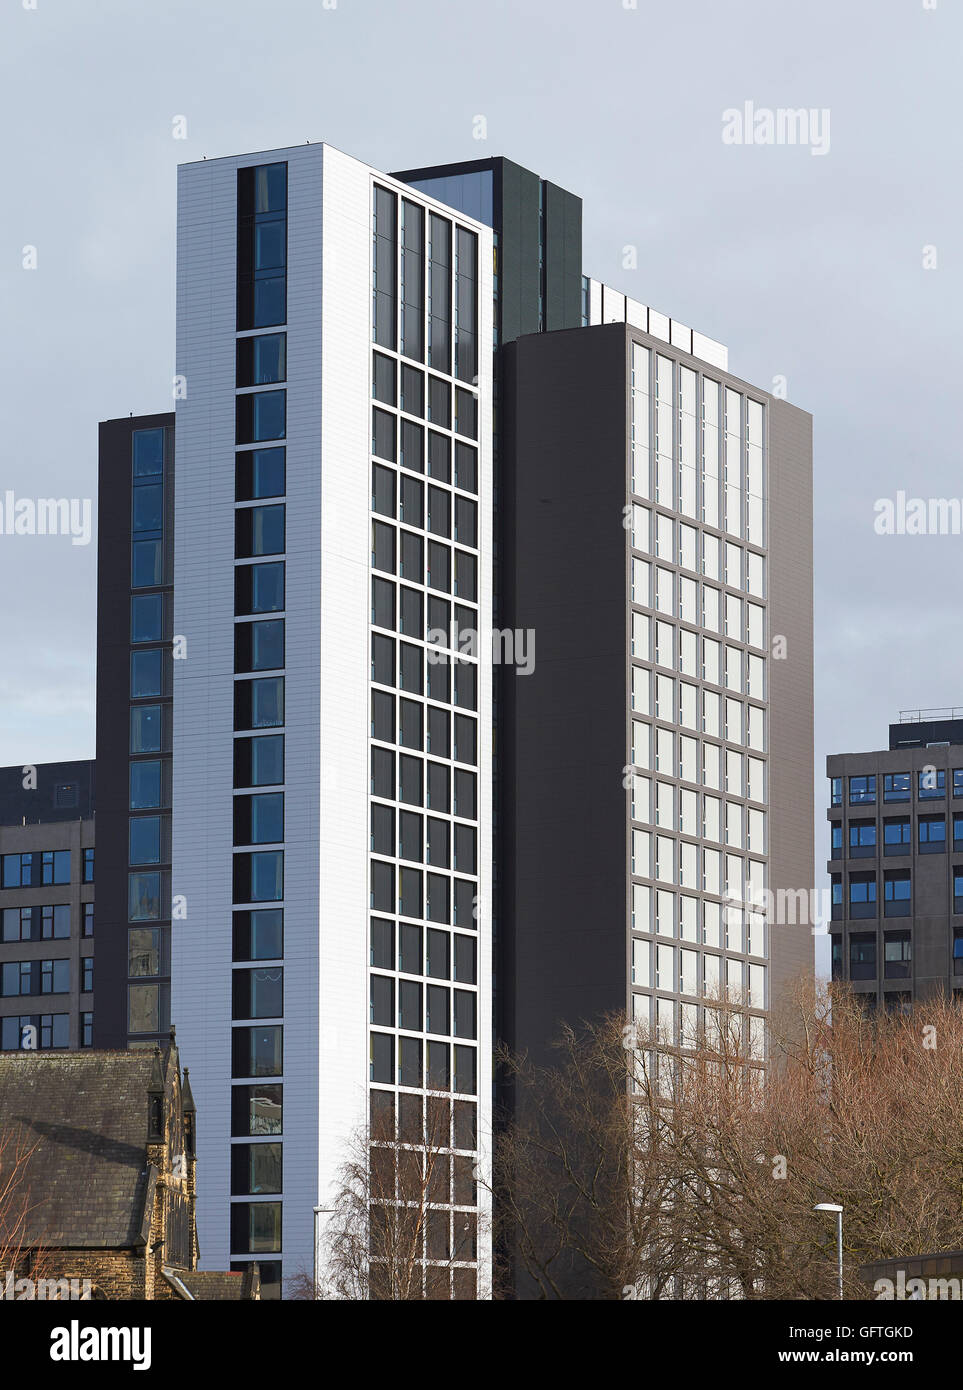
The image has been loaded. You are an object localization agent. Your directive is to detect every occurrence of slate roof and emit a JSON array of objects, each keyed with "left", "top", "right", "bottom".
[
  {"left": 0, "top": 1050, "right": 165, "bottom": 1249},
  {"left": 163, "top": 1267, "right": 261, "bottom": 1301}
]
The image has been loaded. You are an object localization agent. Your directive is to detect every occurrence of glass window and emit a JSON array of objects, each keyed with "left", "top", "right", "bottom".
[
  {"left": 235, "top": 734, "right": 284, "bottom": 788},
  {"left": 42, "top": 851, "right": 70, "bottom": 885},
  {"left": 372, "top": 407, "right": 396, "bottom": 462},
  {"left": 918, "top": 815, "right": 946, "bottom": 851},
  {"left": 129, "top": 926, "right": 167, "bottom": 977},
  {"left": 237, "top": 333, "right": 286, "bottom": 386},
  {"left": 235, "top": 677, "right": 285, "bottom": 730},
  {"left": 401, "top": 363, "right": 425, "bottom": 416},
  {"left": 131, "top": 593, "right": 164, "bottom": 643},
  {"left": 883, "top": 932, "right": 911, "bottom": 979},
  {"left": 849, "top": 933, "right": 877, "bottom": 980},
  {"left": 883, "top": 772, "right": 911, "bottom": 802},
  {"left": 231, "top": 1025, "right": 283, "bottom": 1078},
  {"left": 236, "top": 561, "right": 285, "bottom": 615},
  {"left": 131, "top": 539, "right": 162, "bottom": 588},
  {"left": 231, "top": 1200, "right": 282, "bottom": 1253},
  {"left": 883, "top": 871, "right": 911, "bottom": 916},
  {"left": 233, "top": 909, "right": 283, "bottom": 961},
  {"left": 919, "top": 768, "right": 946, "bottom": 799},
  {"left": 131, "top": 705, "right": 163, "bottom": 754},
  {"left": 235, "top": 792, "right": 284, "bottom": 846},
  {"left": 253, "top": 163, "right": 286, "bottom": 215},
  {"left": 373, "top": 351, "right": 396, "bottom": 406},
  {"left": 232, "top": 1083, "right": 282, "bottom": 1137},
  {"left": 254, "top": 221, "right": 285, "bottom": 272},
  {"left": 848, "top": 873, "right": 877, "bottom": 919},
  {"left": 236, "top": 505, "right": 285, "bottom": 557},
  {"left": 130, "top": 761, "right": 163, "bottom": 810},
  {"left": 849, "top": 775, "right": 876, "bottom": 805},
  {"left": 234, "top": 850, "right": 284, "bottom": 903},
  {"left": 883, "top": 818, "right": 911, "bottom": 855},
  {"left": 232, "top": 966, "right": 283, "bottom": 1020},
  {"left": 830, "top": 776, "right": 842, "bottom": 807},
  {"left": 236, "top": 448, "right": 285, "bottom": 501},
  {"left": 129, "top": 871, "right": 163, "bottom": 921},
  {"left": 373, "top": 186, "right": 398, "bottom": 351},
  {"left": 132, "top": 428, "right": 164, "bottom": 477},
  {"left": 128, "top": 982, "right": 170, "bottom": 1033},
  {"left": 131, "top": 649, "right": 164, "bottom": 698},
  {"left": 129, "top": 816, "right": 162, "bottom": 865},
  {"left": 132, "top": 482, "right": 163, "bottom": 534},
  {"left": 848, "top": 820, "right": 876, "bottom": 856},
  {"left": 231, "top": 1141, "right": 282, "bottom": 1195},
  {"left": 235, "top": 619, "right": 285, "bottom": 673}
]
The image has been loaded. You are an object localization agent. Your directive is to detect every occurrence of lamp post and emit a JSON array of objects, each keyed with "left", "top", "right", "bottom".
[
  {"left": 313, "top": 1205, "right": 332, "bottom": 1300},
  {"left": 814, "top": 1203, "right": 844, "bottom": 1300}
]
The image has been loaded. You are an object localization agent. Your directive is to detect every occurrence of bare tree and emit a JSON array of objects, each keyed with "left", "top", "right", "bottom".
[
  {"left": 494, "top": 980, "right": 963, "bottom": 1299},
  {"left": 288, "top": 1092, "right": 482, "bottom": 1301},
  {"left": 0, "top": 1124, "right": 49, "bottom": 1287}
]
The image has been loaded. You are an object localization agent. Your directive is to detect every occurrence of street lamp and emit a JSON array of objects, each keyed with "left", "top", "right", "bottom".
[
  {"left": 313, "top": 1205, "right": 332, "bottom": 1300},
  {"left": 814, "top": 1203, "right": 844, "bottom": 1300}
]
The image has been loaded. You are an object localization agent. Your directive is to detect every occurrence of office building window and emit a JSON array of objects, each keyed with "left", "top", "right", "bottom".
[
  {"left": 131, "top": 592, "right": 164, "bottom": 643},
  {"left": 234, "top": 677, "right": 284, "bottom": 731},
  {"left": 883, "top": 871, "right": 911, "bottom": 917},
  {"left": 236, "top": 447, "right": 286, "bottom": 501},
  {"left": 849, "top": 775, "right": 876, "bottom": 805},
  {"left": 232, "top": 1025, "right": 283, "bottom": 1078},
  {"left": 128, "top": 983, "right": 170, "bottom": 1035},
  {"left": 237, "top": 162, "right": 287, "bottom": 330},
  {"left": 232, "top": 966, "right": 283, "bottom": 1020},
  {"left": 883, "top": 817, "right": 911, "bottom": 856},
  {"left": 849, "top": 932, "right": 877, "bottom": 980},
  {"left": 919, "top": 768, "right": 946, "bottom": 799},
  {"left": 230, "top": 1201, "right": 282, "bottom": 1254},
  {"left": 955, "top": 869, "right": 963, "bottom": 914},
  {"left": 883, "top": 773, "right": 911, "bottom": 802},
  {"left": 237, "top": 332, "right": 286, "bottom": 387},
  {"left": 233, "top": 851, "right": 284, "bottom": 904},
  {"left": 918, "top": 815, "right": 946, "bottom": 853},
  {"left": 849, "top": 820, "right": 876, "bottom": 857},
  {"left": 883, "top": 931, "right": 911, "bottom": 979},
  {"left": 848, "top": 873, "right": 877, "bottom": 919}
]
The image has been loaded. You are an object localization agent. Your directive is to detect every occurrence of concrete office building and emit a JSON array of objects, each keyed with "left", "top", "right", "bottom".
[
  {"left": 828, "top": 712, "right": 963, "bottom": 1005},
  {"left": 96, "top": 413, "right": 175, "bottom": 1052},
  {"left": 93, "top": 142, "right": 814, "bottom": 1299},
  {"left": 0, "top": 760, "right": 95, "bottom": 1051},
  {"left": 501, "top": 313, "right": 813, "bottom": 1090},
  {"left": 167, "top": 144, "right": 494, "bottom": 1297}
]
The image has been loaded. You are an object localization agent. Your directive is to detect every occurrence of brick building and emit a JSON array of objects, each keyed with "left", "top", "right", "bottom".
[{"left": 0, "top": 1038, "right": 258, "bottom": 1299}]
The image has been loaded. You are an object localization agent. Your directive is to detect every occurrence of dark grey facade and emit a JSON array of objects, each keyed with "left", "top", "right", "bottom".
[
  {"left": 828, "top": 715, "right": 963, "bottom": 1005},
  {"left": 502, "top": 322, "right": 814, "bottom": 1074},
  {"left": 0, "top": 760, "right": 95, "bottom": 1051},
  {"left": 95, "top": 412, "right": 175, "bottom": 1049}
]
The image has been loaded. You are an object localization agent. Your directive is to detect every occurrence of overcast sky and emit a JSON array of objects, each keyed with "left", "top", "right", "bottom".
[{"left": 1, "top": 0, "right": 959, "bottom": 891}]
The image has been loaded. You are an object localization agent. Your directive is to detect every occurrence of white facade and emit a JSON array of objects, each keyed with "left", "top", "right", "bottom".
[
  {"left": 584, "top": 274, "right": 729, "bottom": 373},
  {"left": 173, "top": 143, "right": 493, "bottom": 1293},
  {"left": 627, "top": 338, "right": 769, "bottom": 1075}
]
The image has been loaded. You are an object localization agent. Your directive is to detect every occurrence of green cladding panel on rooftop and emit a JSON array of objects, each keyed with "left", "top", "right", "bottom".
[{"left": 392, "top": 156, "right": 584, "bottom": 347}]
